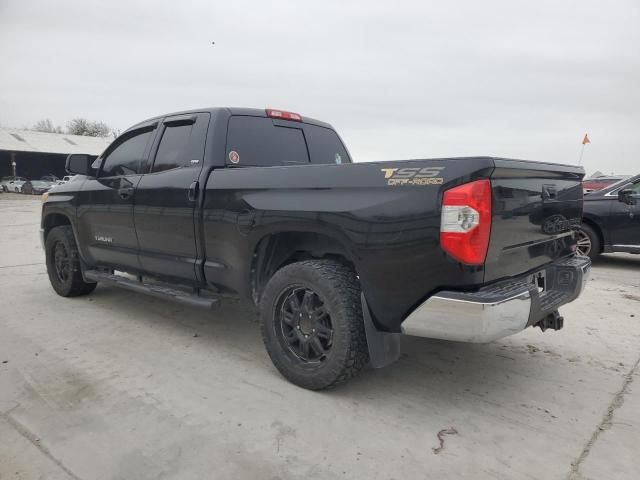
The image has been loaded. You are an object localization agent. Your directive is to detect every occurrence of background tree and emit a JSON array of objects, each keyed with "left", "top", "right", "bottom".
[
  {"left": 32, "top": 118, "right": 64, "bottom": 134},
  {"left": 66, "top": 118, "right": 112, "bottom": 137}
]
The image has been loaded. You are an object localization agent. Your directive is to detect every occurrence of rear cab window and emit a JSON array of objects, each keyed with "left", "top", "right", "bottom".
[
  {"left": 225, "top": 116, "right": 350, "bottom": 167},
  {"left": 303, "top": 123, "right": 350, "bottom": 165}
]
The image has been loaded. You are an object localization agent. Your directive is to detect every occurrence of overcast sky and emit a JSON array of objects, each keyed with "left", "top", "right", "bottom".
[{"left": 1, "top": 0, "right": 639, "bottom": 174}]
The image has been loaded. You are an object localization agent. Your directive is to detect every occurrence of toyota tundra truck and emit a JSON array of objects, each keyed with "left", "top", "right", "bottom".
[{"left": 41, "top": 107, "right": 591, "bottom": 389}]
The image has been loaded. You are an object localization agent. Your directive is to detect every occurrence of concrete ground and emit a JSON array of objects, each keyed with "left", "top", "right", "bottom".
[{"left": 0, "top": 192, "right": 638, "bottom": 480}]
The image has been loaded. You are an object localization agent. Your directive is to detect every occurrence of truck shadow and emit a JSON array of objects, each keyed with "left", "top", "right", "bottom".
[
  {"left": 337, "top": 333, "right": 574, "bottom": 405},
  {"left": 592, "top": 253, "right": 640, "bottom": 270},
  {"left": 86, "top": 284, "right": 587, "bottom": 414}
]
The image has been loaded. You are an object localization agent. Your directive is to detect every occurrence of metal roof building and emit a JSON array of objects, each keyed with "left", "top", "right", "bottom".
[
  {"left": 0, "top": 128, "right": 111, "bottom": 155},
  {"left": 0, "top": 128, "right": 112, "bottom": 180}
]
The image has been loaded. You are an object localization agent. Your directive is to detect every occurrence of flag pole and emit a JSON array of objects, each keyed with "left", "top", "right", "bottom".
[{"left": 578, "top": 133, "right": 589, "bottom": 165}]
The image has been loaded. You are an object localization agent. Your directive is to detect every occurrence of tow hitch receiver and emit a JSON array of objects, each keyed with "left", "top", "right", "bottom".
[{"left": 535, "top": 311, "right": 564, "bottom": 332}]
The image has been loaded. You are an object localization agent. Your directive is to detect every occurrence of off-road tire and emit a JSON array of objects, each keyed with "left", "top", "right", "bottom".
[
  {"left": 45, "top": 226, "right": 97, "bottom": 297},
  {"left": 259, "top": 259, "right": 369, "bottom": 390}
]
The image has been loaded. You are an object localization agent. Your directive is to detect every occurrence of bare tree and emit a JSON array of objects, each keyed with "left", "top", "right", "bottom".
[
  {"left": 32, "top": 119, "right": 64, "bottom": 134},
  {"left": 66, "top": 118, "right": 112, "bottom": 138}
]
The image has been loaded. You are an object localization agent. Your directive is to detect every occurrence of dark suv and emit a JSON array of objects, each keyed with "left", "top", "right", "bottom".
[{"left": 578, "top": 174, "right": 640, "bottom": 258}]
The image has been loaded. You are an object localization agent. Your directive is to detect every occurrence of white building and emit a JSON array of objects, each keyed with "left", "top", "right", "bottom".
[{"left": 0, "top": 128, "right": 112, "bottom": 180}]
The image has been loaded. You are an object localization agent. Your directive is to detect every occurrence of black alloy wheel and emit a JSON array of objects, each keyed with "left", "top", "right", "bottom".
[
  {"left": 278, "top": 286, "right": 334, "bottom": 363},
  {"left": 53, "top": 241, "right": 72, "bottom": 283}
]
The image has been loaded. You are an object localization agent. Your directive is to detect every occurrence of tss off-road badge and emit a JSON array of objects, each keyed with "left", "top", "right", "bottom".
[{"left": 380, "top": 166, "right": 444, "bottom": 186}]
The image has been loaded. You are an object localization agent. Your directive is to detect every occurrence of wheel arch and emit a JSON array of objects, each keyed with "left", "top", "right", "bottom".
[
  {"left": 250, "top": 231, "right": 357, "bottom": 305},
  {"left": 42, "top": 212, "right": 73, "bottom": 241}
]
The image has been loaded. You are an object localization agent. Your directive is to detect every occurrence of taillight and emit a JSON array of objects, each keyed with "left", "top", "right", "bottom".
[
  {"left": 266, "top": 108, "right": 302, "bottom": 122},
  {"left": 440, "top": 179, "right": 492, "bottom": 265}
]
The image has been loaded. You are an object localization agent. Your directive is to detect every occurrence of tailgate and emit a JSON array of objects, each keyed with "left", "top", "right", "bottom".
[{"left": 484, "top": 159, "right": 585, "bottom": 282}]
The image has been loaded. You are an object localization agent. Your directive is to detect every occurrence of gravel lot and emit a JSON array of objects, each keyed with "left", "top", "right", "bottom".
[{"left": 1, "top": 192, "right": 639, "bottom": 480}]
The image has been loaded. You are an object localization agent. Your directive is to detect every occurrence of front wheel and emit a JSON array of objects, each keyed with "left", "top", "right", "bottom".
[
  {"left": 259, "top": 259, "right": 369, "bottom": 390},
  {"left": 45, "top": 226, "right": 97, "bottom": 297}
]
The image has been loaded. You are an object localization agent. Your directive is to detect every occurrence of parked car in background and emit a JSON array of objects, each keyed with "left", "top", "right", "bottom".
[
  {"left": 583, "top": 175, "right": 630, "bottom": 194},
  {"left": 577, "top": 173, "right": 640, "bottom": 258},
  {"left": 1, "top": 176, "right": 13, "bottom": 191},
  {"left": 40, "top": 174, "right": 59, "bottom": 184},
  {"left": 22, "top": 179, "right": 54, "bottom": 195},
  {"left": 1, "top": 176, "right": 27, "bottom": 192},
  {"left": 39, "top": 176, "right": 59, "bottom": 189},
  {"left": 56, "top": 175, "right": 76, "bottom": 185}
]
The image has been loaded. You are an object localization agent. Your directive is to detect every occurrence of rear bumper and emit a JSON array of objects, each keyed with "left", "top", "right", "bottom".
[{"left": 400, "top": 255, "right": 591, "bottom": 342}]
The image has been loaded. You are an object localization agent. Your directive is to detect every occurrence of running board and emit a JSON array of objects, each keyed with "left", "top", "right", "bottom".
[{"left": 84, "top": 270, "right": 219, "bottom": 309}]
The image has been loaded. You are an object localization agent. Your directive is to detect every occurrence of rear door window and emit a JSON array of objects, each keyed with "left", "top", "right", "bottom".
[
  {"left": 303, "top": 124, "right": 351, "bottom": 165},
  {"left": 226, "top": 116, "right": 309, "bottom": 167},
  {"left": 152, "top": 124, "right": 195, "bottom": 172}
]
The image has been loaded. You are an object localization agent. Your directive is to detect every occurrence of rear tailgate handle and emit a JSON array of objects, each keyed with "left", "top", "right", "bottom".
[{"left": 188, "top": 181, "right": 199, "bottom": 202}]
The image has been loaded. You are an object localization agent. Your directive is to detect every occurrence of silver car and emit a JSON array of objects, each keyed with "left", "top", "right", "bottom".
[{"left": 1, "top": 176, "right": 27, "bottom": 193}]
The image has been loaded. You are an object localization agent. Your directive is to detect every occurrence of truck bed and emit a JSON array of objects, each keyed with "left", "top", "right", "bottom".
[{"left": 201, "top": 156, "right": 584, "bottom": 331}]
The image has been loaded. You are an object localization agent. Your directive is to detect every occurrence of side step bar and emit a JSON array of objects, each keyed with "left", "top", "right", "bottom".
[{"left": 84, "top": 270, "right": 219, "bottom": 309}]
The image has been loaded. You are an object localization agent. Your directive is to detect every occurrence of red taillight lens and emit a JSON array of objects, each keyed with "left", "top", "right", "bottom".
[
  {"left": 440, "top": 179, "right": 492, "bottom": 265},
  {"left": 266, "top": 108, "right": 302, "bottom": 122}
]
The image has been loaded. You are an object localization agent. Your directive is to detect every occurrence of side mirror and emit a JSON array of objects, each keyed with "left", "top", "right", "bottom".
[
  {"left": 617, "top": 183, "right": 635, "bottom": 205},
  {"left": 65, "top": 154, "right": 96, "bottom": 176}
]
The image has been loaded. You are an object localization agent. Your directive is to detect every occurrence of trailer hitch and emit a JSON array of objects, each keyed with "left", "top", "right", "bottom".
[{"left": 535, "top": 311, "right": 564, "bottom": 332}]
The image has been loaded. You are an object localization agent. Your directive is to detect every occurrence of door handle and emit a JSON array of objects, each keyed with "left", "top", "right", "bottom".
[
  {"left": 188, "top": 181, "right": 199, "bottom": 202},
  {"left": 118, "top": 187, "right": 134, "bottom": 199}
]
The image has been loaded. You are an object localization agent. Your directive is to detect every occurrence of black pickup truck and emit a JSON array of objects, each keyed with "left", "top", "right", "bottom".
[{"left": 41, "top": 107, "right": 591, "bottom": 389}]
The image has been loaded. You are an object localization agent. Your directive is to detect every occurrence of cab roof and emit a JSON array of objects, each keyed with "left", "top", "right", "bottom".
[{"left": 125, "top": 107, "right": 333, "bottom": 135}]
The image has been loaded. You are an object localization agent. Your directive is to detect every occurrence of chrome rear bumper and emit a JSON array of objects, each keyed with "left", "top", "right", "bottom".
[{"left": 401, "top": 255, "right": 591, "bottom": 343}]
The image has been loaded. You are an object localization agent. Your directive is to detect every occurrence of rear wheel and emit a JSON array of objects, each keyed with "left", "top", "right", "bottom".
[
  {"left": 576, "top": 223, "right": 600, "bottom": 260},
  {"left": 259, "top": 259, "right": 369, "bottom": 390},
  {"left": 45, "top": 226, "right": 97, "bottom": 297}
]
